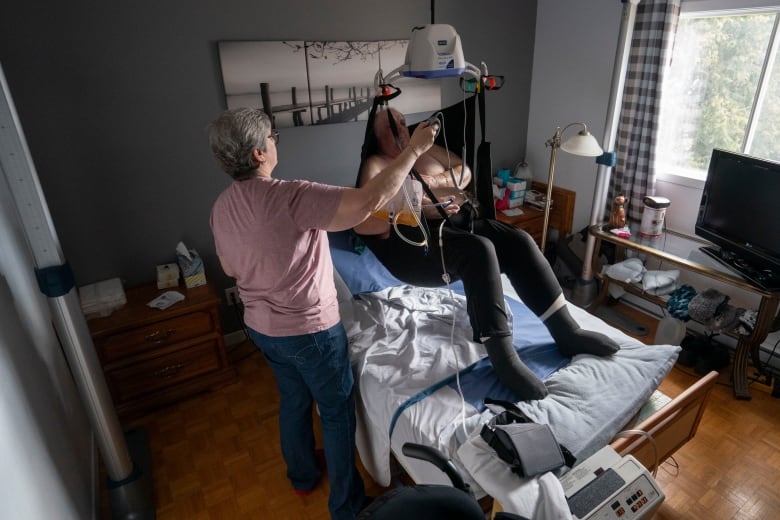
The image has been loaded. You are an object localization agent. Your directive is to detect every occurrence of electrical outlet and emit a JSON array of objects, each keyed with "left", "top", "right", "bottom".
[{"left": 225, "top": 286, "right": 240, "bottom": 306}]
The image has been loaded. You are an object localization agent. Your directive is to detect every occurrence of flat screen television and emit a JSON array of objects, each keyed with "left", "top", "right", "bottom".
[{"left": 696, "top": 149, "right": 780, "bottom": 285}]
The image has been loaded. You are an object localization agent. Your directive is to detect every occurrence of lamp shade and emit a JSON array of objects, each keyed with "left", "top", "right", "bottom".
[{"left": 560, "top": 129, "right": 603, "bottom": 157}]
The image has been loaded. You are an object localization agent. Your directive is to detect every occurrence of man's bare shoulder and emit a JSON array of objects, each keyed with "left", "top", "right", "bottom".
[{"left": 362, "top": 153, "right": 391, "bottom": 173}]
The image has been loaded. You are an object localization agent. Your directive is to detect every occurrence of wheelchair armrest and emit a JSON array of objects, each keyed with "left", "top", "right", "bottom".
[{"left": 401, "top": 442, "right": 469, "bottom": 492}]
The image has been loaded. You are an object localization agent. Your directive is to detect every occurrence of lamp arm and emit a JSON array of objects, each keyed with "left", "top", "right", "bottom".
[
  {"left": 545, "top": 127, "right": 562, "bottom": 149},
  {"left": 561, "top": 122, "right": 590, "bottom": 137},
  {"left": 541, "top": 121, "right": 596, "bottom": 252},
  {"left": 540, "top": 143, "right": 559, "bottom": 253},
  {"left": 545, "top": 122, "right": 588, "bottom": 149}
]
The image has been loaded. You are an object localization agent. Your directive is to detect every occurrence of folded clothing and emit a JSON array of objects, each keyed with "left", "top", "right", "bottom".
[
  {"left": 604, "top": 257, "right": 646, "bottom": 283},
  {"left": 713, "top": 304, "right": 743, "bottom": 332},
  {"left": 642, "top": 269, "right": 680, "bottom": 296},
  {"left": 736, "top": 309, "right": 758, "bottom": 335},
  {"left": 603, "top": 258, "right": 646, "bottom": 300},
  {"left": 687, "top": 288, "right": 729, "bottom": 325},
  {"left": 687, "top": 288, "right": 746, "bottom": 332},
  {"left": 667, "top": 285, "right": 697, "bottom": 321}
]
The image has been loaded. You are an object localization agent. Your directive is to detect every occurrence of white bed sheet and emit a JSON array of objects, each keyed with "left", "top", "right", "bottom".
[{"left": 341, "top": 280, "right": 680, "bottom": 498}]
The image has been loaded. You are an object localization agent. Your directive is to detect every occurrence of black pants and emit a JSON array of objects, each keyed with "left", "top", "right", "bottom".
[{"left": 361, "top": 212, "right": 562, "bottom": 341}]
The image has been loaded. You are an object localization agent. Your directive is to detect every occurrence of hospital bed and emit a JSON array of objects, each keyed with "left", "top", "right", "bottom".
[{"left": 329, "top": 231, "right": 716, "bottom": 515}]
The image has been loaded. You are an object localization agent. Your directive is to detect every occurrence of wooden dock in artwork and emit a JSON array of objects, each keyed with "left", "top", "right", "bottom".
[{"left": 259, "top": 82, "right": 374, "bottom": 126}]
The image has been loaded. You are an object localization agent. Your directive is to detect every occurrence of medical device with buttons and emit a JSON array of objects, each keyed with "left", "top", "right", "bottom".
[{"left": 559, "top": 446, "right": 664, "bottom": 520}]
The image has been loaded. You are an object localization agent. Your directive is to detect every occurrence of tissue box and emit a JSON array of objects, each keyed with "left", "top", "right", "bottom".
[
  {"left": 156, "top": 263, "right": 180, "bottom": 289},
  {"left": 506, "top": 178, "right": 527, "bottom": 192},
  {"left": 79, "top": 278, "right": 127, "bottom": 318},
  {"left": 176, "top": 248, "right": 207, "bottom": 289}
]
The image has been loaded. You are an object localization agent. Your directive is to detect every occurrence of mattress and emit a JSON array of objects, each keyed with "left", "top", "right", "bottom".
[{"left": 329, "top": 232, "right": 680, "bottom": 508}]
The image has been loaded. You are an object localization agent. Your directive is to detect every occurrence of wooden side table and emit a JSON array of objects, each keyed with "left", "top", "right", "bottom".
[
  {"left": 495, "top": 181, "right": 576, "bottom": 244},
  {"left": 88, "top": 282, "right": 237, "bottom": 422}
]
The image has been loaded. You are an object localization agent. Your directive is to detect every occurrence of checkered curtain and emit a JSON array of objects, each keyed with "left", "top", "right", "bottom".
[{"left": 609, "top": 0, "right": 681, "bottom": 222}]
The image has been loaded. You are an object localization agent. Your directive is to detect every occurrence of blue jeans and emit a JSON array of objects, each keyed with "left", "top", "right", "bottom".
[{"left": 247, "top": 323, "right": 365, "bottom": 520}]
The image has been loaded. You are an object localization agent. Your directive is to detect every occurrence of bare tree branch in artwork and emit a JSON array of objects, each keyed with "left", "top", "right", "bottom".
[{"left": 282, "top": 40, "right": 406, "bottom": 65}]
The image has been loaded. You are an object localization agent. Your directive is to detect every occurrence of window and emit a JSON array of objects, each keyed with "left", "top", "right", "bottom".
[{"left": 656, "top": 6, "right": 780, "bottom": 181}]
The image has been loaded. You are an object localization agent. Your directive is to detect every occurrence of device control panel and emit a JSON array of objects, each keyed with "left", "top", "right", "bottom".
[{"left": 561, "top": 446, "right": 664, "bottom": 520}]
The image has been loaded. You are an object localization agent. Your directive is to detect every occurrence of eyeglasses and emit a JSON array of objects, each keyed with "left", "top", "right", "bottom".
[{"left": 268, "top": 129, "right": 280, "bottom": 145}]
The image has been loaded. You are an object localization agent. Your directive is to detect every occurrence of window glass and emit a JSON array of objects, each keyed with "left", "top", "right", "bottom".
[
  {"left": 748, "top": 43, "right": 780, "bottom": 160},
  {"left": 656, "top": 12, "right": 774, "bottom": 178}
]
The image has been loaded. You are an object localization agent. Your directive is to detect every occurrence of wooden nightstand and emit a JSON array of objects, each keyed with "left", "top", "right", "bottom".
[
  {"left": 496, "top": 181, "right": 576, "bottom": 244},
  {"left": 88, "top": 282, "right": 237, "bottom": 423}
]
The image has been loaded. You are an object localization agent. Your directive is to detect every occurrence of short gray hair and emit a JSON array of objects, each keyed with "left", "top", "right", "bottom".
[{"left": 208, "top": 108, "right": 272, "bottom": 180}]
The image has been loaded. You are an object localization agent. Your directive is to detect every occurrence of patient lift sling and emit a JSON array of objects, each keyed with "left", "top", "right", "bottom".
[{"left": 356, "top": 86, "right": 495, "bottom": 224}]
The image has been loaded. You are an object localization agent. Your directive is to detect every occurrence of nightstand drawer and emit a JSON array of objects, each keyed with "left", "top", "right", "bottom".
[
  {"left": 521, "top": 217, "right": 545, "bottom": 240},
  {"left": 105, "top": 338, "right": 223, "bottom": 403},
  {"left": 97, "top": 310, "right": 216, "bottom": 363}
]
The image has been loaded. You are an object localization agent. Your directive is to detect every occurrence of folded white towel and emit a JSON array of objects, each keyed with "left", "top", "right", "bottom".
[
  {"left": 604, "top": 257, "right": 646, "bottom": 283},
  {"left": 642, "top": 269, "right": 680, "bottom": 296},
  {"left": 603, "top": 258, "right": 646, "bottom": 299}
]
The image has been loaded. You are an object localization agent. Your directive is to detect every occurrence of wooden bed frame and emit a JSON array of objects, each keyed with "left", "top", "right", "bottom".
[{"left": 609, "top": 370, "right": 719, "bottom": 472}]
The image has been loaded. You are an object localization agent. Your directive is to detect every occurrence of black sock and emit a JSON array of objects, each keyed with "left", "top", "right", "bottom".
[
  {"left": 484, "top": 336, "right": 548, "bottom": 401},
  {"left": 545, "top": 308, "right": 620, "bottom": 358}
]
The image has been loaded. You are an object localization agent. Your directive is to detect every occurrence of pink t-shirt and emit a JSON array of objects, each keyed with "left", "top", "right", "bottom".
[{"left": 210, "top": 177, "right": 345, "bottom": 336}]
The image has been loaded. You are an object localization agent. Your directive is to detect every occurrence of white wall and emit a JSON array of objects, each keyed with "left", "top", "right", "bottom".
[
  {"left": 527, "top": 0, "right": 623, "bottom": 234},
  {"left": 0, "top": 168, "right": 96, "bottom": 517}
]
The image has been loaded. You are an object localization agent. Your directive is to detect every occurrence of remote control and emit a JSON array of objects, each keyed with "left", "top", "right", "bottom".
[{"left": 426, "top": 116, "right": 440, "bottom": 138}]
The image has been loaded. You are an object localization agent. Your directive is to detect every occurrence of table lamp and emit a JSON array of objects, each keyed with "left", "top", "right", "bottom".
[{"left": 541, "top": 123, "right": 603, "bottom": 252}]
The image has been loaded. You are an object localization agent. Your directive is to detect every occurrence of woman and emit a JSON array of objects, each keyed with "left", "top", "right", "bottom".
[
  {"left": 208, "top": 107, "right": 436, "bottom": 520},
  {"left": 355, "top": 107, "right": 620, "bottom": 401}
]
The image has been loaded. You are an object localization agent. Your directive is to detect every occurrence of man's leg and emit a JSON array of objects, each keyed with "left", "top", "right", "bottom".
[
  {"left": 475, "top": 219, "right": 619, "bottom": 358},
  {"left": 440, "top": 226, "right": 548, "bottom": 400}
]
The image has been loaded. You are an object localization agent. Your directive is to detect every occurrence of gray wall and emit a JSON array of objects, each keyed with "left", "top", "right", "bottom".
[
  {"left": 0, "top": 0, "right": 536, "bottom": 331},
  {"left": 527, "top": 0, "right": 623, "bottom": 235}
]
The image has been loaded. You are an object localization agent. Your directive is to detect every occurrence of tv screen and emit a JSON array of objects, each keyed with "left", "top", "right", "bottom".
[{"left": 696, "top": 149, "right": 780, "bottom": 273}]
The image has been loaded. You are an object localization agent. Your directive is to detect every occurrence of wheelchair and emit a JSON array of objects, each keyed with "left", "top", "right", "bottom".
[{"left": 357, "top": 442, "right": 528, "bottom": 520}]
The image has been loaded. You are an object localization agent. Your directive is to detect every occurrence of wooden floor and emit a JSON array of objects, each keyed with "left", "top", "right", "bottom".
[{"left": 121, "top": 302, "right": 780, "bottom": 519}]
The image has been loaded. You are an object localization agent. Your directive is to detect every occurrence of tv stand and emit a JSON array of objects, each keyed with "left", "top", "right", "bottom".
[
  {"left": 698, "top": 246, "right": 780, "bottom": 291},
  {"left": 589, "top": 224, "right": 780, "bottom": 400}
]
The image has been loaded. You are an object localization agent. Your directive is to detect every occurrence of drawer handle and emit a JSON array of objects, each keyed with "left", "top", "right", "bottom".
[
  {"left": 144, "top": 329, "right": 175, "bottom": 343},
  {"left": 153, "top": 363, "right": 185, "bottom": 379}
]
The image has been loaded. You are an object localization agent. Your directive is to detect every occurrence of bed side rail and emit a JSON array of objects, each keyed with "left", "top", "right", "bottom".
[{"left": 609, "top": 370, "right": 718, "bottom": 472}]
